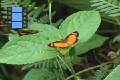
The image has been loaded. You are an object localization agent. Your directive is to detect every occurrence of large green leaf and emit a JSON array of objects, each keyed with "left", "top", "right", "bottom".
[
  {"left": 0, "top": 11, "right": 101, "bottom": 64},
  {"left": 104, "top": 64, "right": 120, "bottom": 80},
  {"left": 24, "top": 68, "right": 53, "bottom": 80},
  {"left": 59, "top": 11, "right": 101, "bottom": 44},
  {"left": 0, "top": 23, "right": 59, "bottom": 64},
  {"left": 70, "top": 34, "right": 109, "bottom": 55}
]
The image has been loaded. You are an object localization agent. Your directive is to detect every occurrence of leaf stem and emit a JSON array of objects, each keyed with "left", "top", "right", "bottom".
[{"left": 48, "top": 0, "right": 52, "bottom": 25}]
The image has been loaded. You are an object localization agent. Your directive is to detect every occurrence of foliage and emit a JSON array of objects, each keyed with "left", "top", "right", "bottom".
[
  {"left": 104, "top": 62, "right": 120, "bottom": 80},
  {"left": 0, "top": 0, "right": 115, "bottom": 80},
  {"left": 0, "top": 10, "right": 102, "bottom": 80},
  {"left": 70, "top": 34, "right": 109, "bottom": 55},
  {"left": 90, "top": 0, "right": 120, "bottom": 80},
  {"left": 22, "top": 55, "right": 82, "bottom": 70},
  {"left": 90, "top": 0, "right": 120, "bottom": 17},
  {"left": 22, "top": 55, "right": 83, "bottom": 80},
  {"left": 1, "top": 0, "right": 62, "bottom": 25},
  {"left": 23, "top": 68, "right": 54, "bottom": 80},
  {"left": 93, "top": 65, "right": 112, "bottom": 80},
  {"left": 55, "top": 0, "right": 120, "bottom": 25},
  {"left": 54, "top": 0, "right": 94, "bottom": 10},
  {"left": 0, "top": 11, "right": 101, "bottom": 64},
  {"left": 113, "top": 34, "right": 120, "bottom": 43},
  {"left": 1, "top": 0, "right": 45, "bottom": 20}
]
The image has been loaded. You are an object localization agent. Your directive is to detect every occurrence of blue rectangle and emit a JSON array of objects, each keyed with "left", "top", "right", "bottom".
[
  {"left": 12, "top": 22, "right": 22, "bottom": 28},
  {"left": 12, "top": 7, "right": 22, "bottom": 12},
  {"left": 12, "top": 13, "right": 22, "bottom": 21}
]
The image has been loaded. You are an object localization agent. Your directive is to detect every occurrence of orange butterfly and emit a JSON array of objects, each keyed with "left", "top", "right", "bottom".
[
  {"left": 17, "top": 30, "right": 39, "bottom": 36},
  {"left": 48, "top": 31, "right": 79, "bottom": 48}
]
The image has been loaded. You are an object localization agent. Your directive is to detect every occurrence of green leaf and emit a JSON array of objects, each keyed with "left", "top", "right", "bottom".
[
  {"left": 70, "top": 34, "right": 109, "bottom": 55},
  {"left": 1, "top": 1, "right": 14, "bottom": 5},
  {"left": 58, "top": 48, "right": 70, "bottom": 55},
  {"left": 9, "top": 33, "right": 19, "bottom": 41},
  {"left": 104, "top": 64, "right": 120, "bottom": 80},
  {"left": 113, "top": 35, "right": 120, "bottom": 43},
  {"left": 23, "top": 68, "right": 53, "bottom": 80},
  {"left": 0, "top": 23, "right": 59, "bottom": 64},
  {"left": 39, "top": 11, "right": 56, "bottom": 24},
  {"left": 54, "top": 0, "right": 94, "bottom": 10},
  {"left": 22, "top": 0, "right": 31, "bottom": 7},
  {"left": 19, "top": 0, "right": 28, "bottom": 5},
  {"left": 90, "top": 0, "right": 120, "bottom": 17},
  {"left": 32, "top": 4, "right": 46, "bottom": 19},
  {"left": 59, "top": 11, "right": 101, "bottom": 43},
  {"left": 28, "top": 23, "right": 60, "bottom": 42},
  {"left": 28, "top": 2, "right": 36, "bottom": 11},
  {"left": 28, "top": 9, "right": 37, "bottom": 17},
  {"left": 52, "top": 19, "right": 63, "bottom": 27}
]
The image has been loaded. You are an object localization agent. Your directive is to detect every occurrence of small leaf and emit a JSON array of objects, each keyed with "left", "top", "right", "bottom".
[
  {"left": 32, "top": 4, "right": 46, "bottom": 19},
  {"left": 113, "top": 35, "right": 120, "bottom": 43},
  {"left": 58, "top": 48, "right": 70, "bottom": 55},
  {"left": 28, "top": 2, "right": 36, "bottom": 11},
  {"left": 104, "top": 64, "right": 120, "bottom": 80},
  {"left": 23, "top": 68, "right": 53, "bottom": 80}
]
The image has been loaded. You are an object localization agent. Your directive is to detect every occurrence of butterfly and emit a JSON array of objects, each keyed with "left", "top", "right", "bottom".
[
  {"left": 17, "top": 30, "right": 39, "bottom": 36},
  {"left": 48, "top": 31, "right": 79, "bottom": 48}
]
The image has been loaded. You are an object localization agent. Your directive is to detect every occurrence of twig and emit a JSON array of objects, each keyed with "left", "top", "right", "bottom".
[
  {"left": 65, "top": 62, "right": 113, "bottom": 80},
  {"left": 48, "top": 0, "right": 52, "bottom": 25}
]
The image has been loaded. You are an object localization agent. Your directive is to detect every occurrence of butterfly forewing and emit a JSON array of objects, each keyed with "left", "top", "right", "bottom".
[{"left": 65, "top": 31, "right": 79, "bottom": 45}]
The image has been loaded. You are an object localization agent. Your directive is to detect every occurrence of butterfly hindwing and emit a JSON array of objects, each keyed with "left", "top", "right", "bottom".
[{"left": 48, "top": 41, "right": 69, "bottom": 48}]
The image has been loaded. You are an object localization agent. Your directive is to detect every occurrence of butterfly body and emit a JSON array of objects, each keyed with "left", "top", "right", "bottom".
[{"left": 48, "top": 31, "right": 79, "bottom": 48}]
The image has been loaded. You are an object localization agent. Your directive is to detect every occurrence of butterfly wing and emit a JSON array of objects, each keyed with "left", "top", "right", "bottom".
[
  {"left": 17, "top": 30, "right": 39, "bottom": 36},
  {"left": 48, "top": 41, "right": 69, "bottom": 48},
  {"left": 65, "top": 31, "right": 79, "bottom": 45}
]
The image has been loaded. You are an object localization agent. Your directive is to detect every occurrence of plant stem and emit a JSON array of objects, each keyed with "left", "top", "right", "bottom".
[
  {"left": 57, "top": 55, "right": 77, "bottom": 79},
  {"left": 57, "top": 55, "right": 71, "bottom": 72},
  {"left": 48, "top": 0, "right": 52, "bottom": 25},
  {"left": 97, "top": 30, "right": 119, "bottom": 33},
  {"left": 101, "top": 18, "right": 119, "bottom": 25},
  {"left": 0, "top": 64, "right": 9, "bottom": 78},
  {"left": 65, "top": 62, "right": 113, "bottom": 80},
  {"left": 56, "top": 57, "right": 65, "bottom": 80},
  {"left": 65, "top": 53, "right": 77, "bottom": 79}
]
